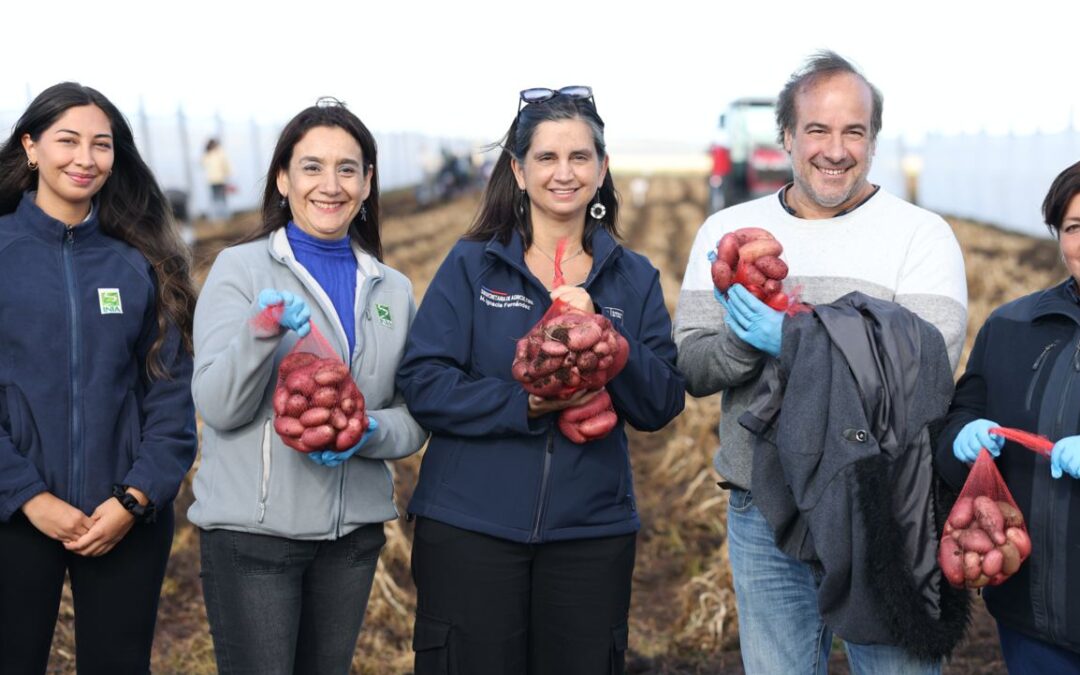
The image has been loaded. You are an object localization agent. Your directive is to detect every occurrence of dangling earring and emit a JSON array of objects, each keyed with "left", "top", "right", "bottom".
[
  {"left": 27, "top": 158, "right": 37, "bottom": 171},
  {"left": 279, "top": 196, "right": 288, "bottom": 208},
  {"left": 359, "top": 203, "right": 368, "bottom": 221},
  {"left": 589, "top": 192, "right": 607, "bottom": 221},
  {"left": 517, "top": 188, "right": 528, "bottom": 217}
]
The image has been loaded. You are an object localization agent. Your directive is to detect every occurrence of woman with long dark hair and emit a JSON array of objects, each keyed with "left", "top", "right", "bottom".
[
  {"left": 0, "top": 82, "right": 198, "bottom": 673},
  {"left": 398, "top": 87, "right": 685, "bottom": 674},
  {"left": 188, "top": 98, "right": 426, "bottom": 674}
]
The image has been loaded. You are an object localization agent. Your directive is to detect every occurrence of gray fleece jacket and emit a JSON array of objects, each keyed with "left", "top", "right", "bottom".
[{"left": 188, "top": 229, "right": 427, "bottom": 540}]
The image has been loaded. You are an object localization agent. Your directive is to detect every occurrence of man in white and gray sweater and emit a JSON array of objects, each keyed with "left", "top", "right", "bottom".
[{"left": 673, "top": 50, "right": 967, "bottom": 675}]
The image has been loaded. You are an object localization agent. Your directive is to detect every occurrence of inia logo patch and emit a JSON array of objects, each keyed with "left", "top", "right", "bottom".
[
  {"left": 98, "top": 288, "right": 123, "bottom": 314},
  {"left": 375, "top": 303, "right": 393, "bottom": 327}
]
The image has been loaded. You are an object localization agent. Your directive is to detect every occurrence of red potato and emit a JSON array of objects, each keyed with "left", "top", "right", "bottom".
[
  {"left": 530, "top": 355, "right": 563, "bottom": 378},
  {"left": 561, "top": 390, "right": 613, "bottom": 423},
  {"left": 576, "top": 351, "right": 599, "bottom": 372},
  {"left": 755, "top": 255, "right": 789, "bottom": 280},
  {"left": 963, "top": 551, "right": 983, "bottom": 581},
  {"left": 734, "top": 260, "right": 767, "bottom": 288},
  {"left": 938, "top": 536, "right": 966, "bottom": 586},
  {"left": 737, "top": 238, "right": 783, "bottom": 263},
  {"left": 279, "top": 352, "right": 318, "bottom": 375},
  {"left": 301, "top": 424, "right": 335, "bottom": 449},
  {"left": 273, "top": 388, "right": 290, "bottom": 416},
  {"left": 566, "top": 323, "right": 603, "bottom": 351},
  {"left": 274, "top": 416, "right": 304, "bottom": 438},
  {"left": 330, "top": 409, "right": 348, "bottom": 431},
  {"left": 981, "top": 548, "right": 1004, "bottom": 577},
  {"left": 997, "top": 501, "right": 1024, "bottom": 528},
  {"left": 558, "top": 417, "right": 589, "bottom": 444},
  {"left": 334, "top": 417, "right": 366, "bottom": 451},
  {"left": 340, "top": 397, "right": 356, "bottom": 415},
  {"left": 711, "top": 259, "right": 734, "bottom": 293},
  {"left": 974, "top": 496, "right": 1007, "bottom": 545},
  {"left": 314, "top": 363, "right": 349, "bottom": 386},
  {"left": 1006, "top": 527, "right": 1032, "bottom": 558},
  {"left": 285, "top": 369, "right": 318, "bottom": 396},
  {"left": 540, "top": 340, "right": 569, "bottom": 357},
  {"left": 312, "top": 386, "right": 339, "bottom": 409},
  {"left": 762, "top": 278, "right": 782, "bottom": 296},
  {"left": 948, "top": 497, "right": 975, "bottom": 529},
  {"left": 969, "top": 574, "right": 991, "bottom": 589},
  {"left": 958, "top": 528, "right": 994, "bottom": 554},
  {"left": 1000, "top": 542, "right": 1022, "bottom": 575},
  {"left": 732, "top": 227, "right": 775, "bottom": 245},
  {"left": 717, "top": 232, "right": 740, "bottom": 267},
  {"left": 579, "top": 410, "right": 618, "bottom": 438},
  {"left": 299, "top": 407, "right": 331, "bottom": 427},
  {"left": 285, "top": 394, "right": 309, "bottom": 418}
]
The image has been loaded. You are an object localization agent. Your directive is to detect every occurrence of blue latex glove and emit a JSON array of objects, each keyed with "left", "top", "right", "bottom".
[
  {"left": 307, "top": 416, "right": 379, "bottom": 467},
  {"left": 718, "top": 284, "right": 783, "bottom": 357},
  {"left": 1050, "top": 435, "right": 1080, "bottom": 479},
  {"left": 952, "top": 418, "right": 1005, "bottom": 463},
  {"left": 258, "top": 289, "right": 311, "bottom": 337}
]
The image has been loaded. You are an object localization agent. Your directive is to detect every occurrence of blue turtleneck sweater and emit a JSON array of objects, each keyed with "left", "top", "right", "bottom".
[{"left": 286, "top": 222, "right": 358, "bottom": 358}]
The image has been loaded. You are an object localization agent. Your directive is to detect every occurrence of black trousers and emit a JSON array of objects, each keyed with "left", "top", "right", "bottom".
[
  {"left": 0, "top": 508, "right": 175, "bottom": 675},
  {"left": 411, "top": 517, "right": 636, "bottom": 675}
]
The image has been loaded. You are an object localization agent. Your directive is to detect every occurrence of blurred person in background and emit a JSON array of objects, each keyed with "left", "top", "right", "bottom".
[
  {"left": 202, "top": 137, "right": 232, "bottom": 222},
  {"left": 0, "top": 82, "right": 198, "bottom": 673},
  {"left": 936, "top": 160, "right": 1080, "bottom": 673},
  {"left": 397, "top": 86, "right": 685, "bottom": 674},
  {"left": 674, "top": 51, "right": 969, "bottom": 674},
  {"left": 188, "top": 99, "right": 426, "bottom": 674}
]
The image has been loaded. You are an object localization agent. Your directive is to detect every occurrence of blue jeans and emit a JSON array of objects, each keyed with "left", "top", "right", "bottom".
[
  {"left": 998, "top": 622, "right": 1080, "bottom": 674},
  {"left": 727, "top": 488, "right": 941, "bottom": 675},
  {"left": 200, "top": 523, "right": 385, "bottom": 675}
]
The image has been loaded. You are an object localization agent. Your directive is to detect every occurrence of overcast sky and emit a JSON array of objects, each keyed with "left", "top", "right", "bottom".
[{"left": 4, "top": 0, "right": 1077, "bottom": 146}]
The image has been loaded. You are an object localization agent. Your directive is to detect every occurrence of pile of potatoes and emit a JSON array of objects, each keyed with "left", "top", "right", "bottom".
[
  {"left": 938, "top": 495, "right": 1031, "bottom": 588},
  {"left": 272, "top": 352, "right": 368, "bottom": 453},
  {"left": 711, "top": 227, "right": 791, "bottom": 310}
]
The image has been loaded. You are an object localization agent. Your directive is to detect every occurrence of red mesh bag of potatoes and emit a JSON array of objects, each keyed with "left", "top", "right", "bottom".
[
  {"left": 510, "top": 240, "right": 628, "bottom": 442},
  {"left": 938, "top": 447, "right": 1032, "bottom": 589},
  {"left": 253, "top": 306, "right": 368, "bottom": 453},
  {"left": 710, "top": 226, "right": 809, "bottom": 314}
]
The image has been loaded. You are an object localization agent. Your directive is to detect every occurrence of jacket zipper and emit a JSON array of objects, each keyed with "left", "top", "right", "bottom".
[
  {"left": 1041, "top": 337, "right": 1080, "bottom": 640},
  {"left": 529, "top": 427, "right": 556, "bottom": 543},
  {"left": 258, "top": 420, "right": 272, "bottom": 522},
  {"left": 1026, "top": 340, "right": 1060, "bottom": 410},
  {"left": 336, "top": 275, "right": 378, "bottom": 538},
  {"left": 62, "top": 228, "right": 84, "bottom": 507}
]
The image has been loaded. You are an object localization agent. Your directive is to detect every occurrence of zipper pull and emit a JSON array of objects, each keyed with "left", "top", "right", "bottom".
[
  {"left": 65, "top": 228, "right": 75, "bottom": 244},
  {"left": 1033, "top": 341, "right": 1058, "bottom": 370}
]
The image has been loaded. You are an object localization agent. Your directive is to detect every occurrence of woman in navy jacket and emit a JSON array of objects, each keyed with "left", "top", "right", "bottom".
[
  {"left": 0, "top": 83, "right": 197, "bottom": 673},
  {"left": 398, "top": 87, "right": 685, "bottom": 674},
  {"left": 937, "top": 160, "right": 1080, "bottom": 671}
]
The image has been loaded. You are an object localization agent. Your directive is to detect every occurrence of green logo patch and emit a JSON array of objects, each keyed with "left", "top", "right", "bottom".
[
  {"left": 375, "top": 303, "right": 393, "bottom": 327},
  {"left": 98, "top": 288, "right": 123, "bottom": 314}
]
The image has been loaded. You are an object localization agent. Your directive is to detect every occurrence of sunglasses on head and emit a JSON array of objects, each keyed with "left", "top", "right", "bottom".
[{"left": 517, "top": 85, "right": 595, "bottom": 115}]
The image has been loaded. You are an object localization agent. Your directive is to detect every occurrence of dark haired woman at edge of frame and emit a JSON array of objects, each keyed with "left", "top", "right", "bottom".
[
  {"left": 188, "top": 98, "right": 426, "bottom": 675},
  {"left": 0, "top": 82, "right": 198, "bottom": 673},
  {"left": 397, "top": 86, "right": 686, "bottom": 675},
  {"left": 936, "top": 160, "right": 1080, "bottom": 673}
]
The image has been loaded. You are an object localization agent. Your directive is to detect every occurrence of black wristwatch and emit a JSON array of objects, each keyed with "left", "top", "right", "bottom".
[{"left": 111, "top": 484, "right": 157, "bottom": 524}]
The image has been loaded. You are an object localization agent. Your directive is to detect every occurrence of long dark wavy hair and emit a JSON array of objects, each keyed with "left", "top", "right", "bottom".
[
  {"left": 0, "top": 82, "right": 196, "bottom": 378},
  {"left": 248, "top": 100, "right": 382, "bottom": 260},
  {"left": 465, "top": 93, "right": 620, "bottom": 253}
]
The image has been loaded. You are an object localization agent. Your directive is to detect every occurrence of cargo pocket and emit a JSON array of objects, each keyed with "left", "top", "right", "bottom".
[
  {"left": 610, "top": 622, "right": 629, "bottom": 674},
  {"left": 413, "top": 612, "right": 452, "bottom": 675}
]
